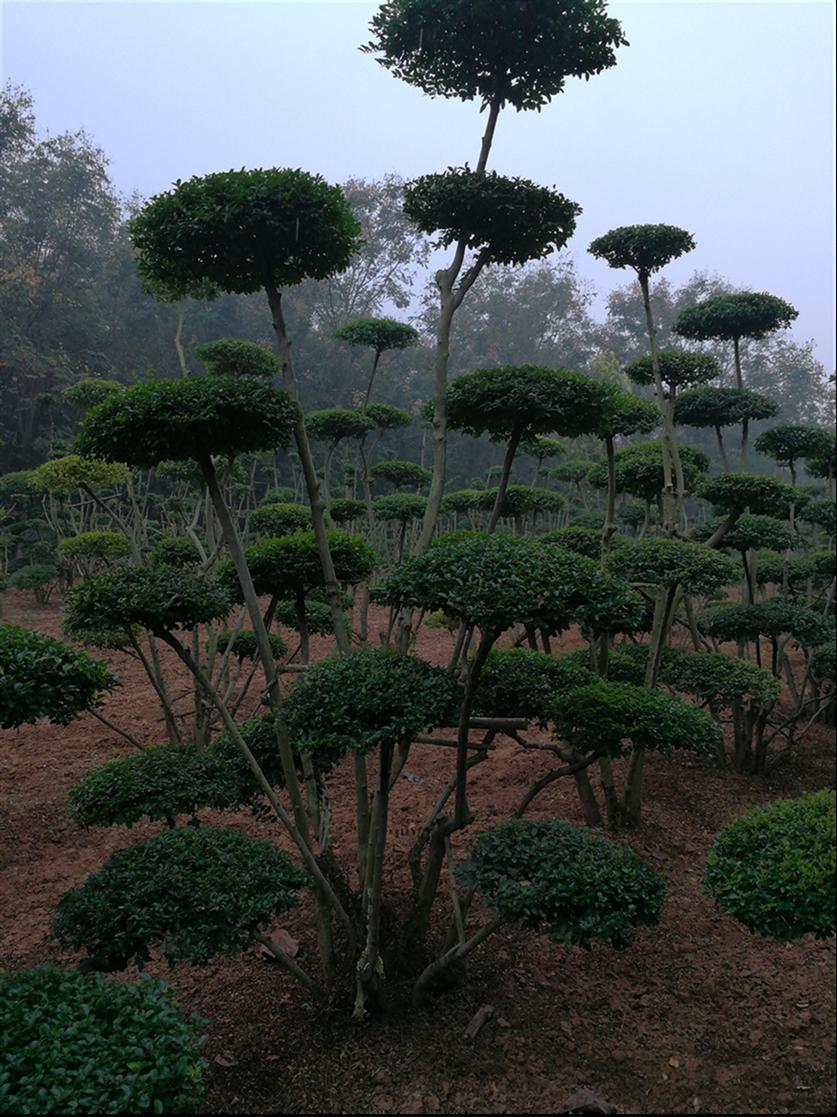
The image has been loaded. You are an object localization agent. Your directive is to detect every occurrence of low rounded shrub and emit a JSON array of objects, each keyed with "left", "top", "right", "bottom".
[
  {"left": 192, "top": 336, "right": 282, "bottom": 379},
  {"left": 286, "top": 647, "right": 456, "bottom": 764},
  {"left": 474, "top": 647, "right": 595, "bottom": 727},
  {"left": 459, "top": 819, "right": 665, "bottom": 949},
  {"left": 53, "top": 826, "right": 308, "bottom": 970},
  {"left": 237, "top": 530, "right": 377, "bottom": 599},
  {"left": 0, "top": 965, "right": 205, "bottom": 1114},
  {"left": 58, "top": 531, "right": 132, "bottom": 563},
  {"left": 147, "top": 535, "right": 202, "bottom": 568},
  {"left": 0, "top": 623, "right": 116, "bottom": 728},
  {"left": 705, "top": 790, "right": 836, "bottom": 940},
  {"left": 539, "top": 525, "right": 603, "bottom": 559},
  {"left": 328, "top": 497, "right": 366, "bottom": 524},
  {"left": 9, "top": 563, "right": 58, "bottom": 603}
]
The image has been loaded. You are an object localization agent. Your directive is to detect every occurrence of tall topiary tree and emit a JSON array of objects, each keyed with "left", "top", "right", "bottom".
[
  {"left": 674, "top": 386, "right": 779, "bottom": 470},
  {"left": 673, "top": 292, "right": 798, "bottom": 466},
  {"left": 589, "top": 224, "right": 696, "bottom": 533},
  {"left": 365, "top": 0, "right": 626, "bottom": 551},
  {"left": 333, "top": 317, "right": 418, "bottom": 404}
]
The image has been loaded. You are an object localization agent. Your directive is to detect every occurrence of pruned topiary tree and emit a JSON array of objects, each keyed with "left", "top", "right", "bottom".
[
  {"left": 674, "top": 386, "right": 779, "bottom": 470},
  {"left": 333, "top": 316, "right": 418, "bottom": 404}
]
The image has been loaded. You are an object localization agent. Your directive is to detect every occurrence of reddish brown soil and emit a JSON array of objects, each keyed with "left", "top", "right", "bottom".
[{"left": 1, "top": 590, "right": 834, "bottom": 1115}]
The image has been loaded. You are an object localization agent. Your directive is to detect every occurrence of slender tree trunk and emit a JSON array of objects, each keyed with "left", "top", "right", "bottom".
[
  {"left": 638, "top": 273, "right": 677, "bottom": 535},
  {"left": 601, "top": 435, "right": 618, "bottom": 562},
  {"left": 174, "top": 302, "right": 188, "bottom": 377},
  {"left": 488, "top": 430, "right": 521, "bottom": 533},
  {"left": 714, "top": 425, "right": 730, "bottom": 471}
]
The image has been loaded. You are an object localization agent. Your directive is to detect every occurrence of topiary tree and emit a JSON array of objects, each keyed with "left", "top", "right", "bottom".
[
  {"left": 444, "top": 364, "right": 612, "bottom": 531},
  {"left": 373, "top": 493, "right": 428, "bottom": 559},
  {"left": 192, "top": 336, "right": 282, "bottom": 379},
  {"left": 0, "top": 966, "right": 206, "bottom": 1115},
  {"left": 249, "top": 501, "right": 312, "bottom": 540},
  {"left": 520, "top": 435, "right": 565, "bottom": 484},
  {"left": 328, "top": 496, "right": 366, "bottom": 525},
  {"left": 333, "top": 316, "right": 418, "bottom": 404},
  {"left": 674, "top": 386, "right": 779, "bottom": 470},
  {"left": 473, "top": 485, "right": 565, "bottom": 534},
  {"left": 754, "top": 422, "right": 835, "bottom": 488},
  {"left": 589, "top": 224, "right": 696, "bottom": 531},
  {"left": 594, "top": 388, "right": 660, "bottom": 557},
  {"left": 63, "top": 377, "right": 124, "bottom": 410},
  {"left": 305, "top": 407, "right": 375, "bottom": 504},
  {"left": 147, "top": 534, "right": 202, "bottom": 569},
  {"left": 705, "top": 790, "right": 835, "bottom": 940},
  {"left": 58, "top": 529, "right": 131, "bottom": 582},
  {"left": 370, "top": 458, "right": 431, "bottom": 491},
  {"left": 589, "top": 441, "right": 709, "bottom": 532},
  {"left": 9, "top": 561, "right": 57, "bottom": 603},
  {"left": 696, "top": 471, "right": 798, "bottom": 519},
  {"left": 0, "top": 622, "right": 117, "bottom": 729},
  {"left": 798, "top": 499, "right": 837, "bottom": 543},
  {"left": 539, "top": 525, "right": 604, "bottom": 559},
  {"left": 673, "top": 292, "right": 798, "bottom": 466},
  {"left": 366, "top": 0, "right": 625, "bottom": 552},
  {"left": 625, "top": 349, "right": 720, "bottom": 394}
]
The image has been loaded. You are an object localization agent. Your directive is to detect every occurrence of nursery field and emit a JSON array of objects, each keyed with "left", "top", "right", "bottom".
[{"left": 2, "top": 592, "right": 834, "bottom": 1116}]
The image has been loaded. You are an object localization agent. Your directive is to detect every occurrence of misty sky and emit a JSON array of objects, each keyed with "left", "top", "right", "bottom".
[{"left": 2, "top": 1, "right": 834, "bottom": 364}]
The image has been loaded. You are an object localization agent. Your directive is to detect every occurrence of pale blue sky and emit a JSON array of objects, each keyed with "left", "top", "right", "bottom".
[{"left": 2, "top": 1, "right": 834, "bottom": 363}]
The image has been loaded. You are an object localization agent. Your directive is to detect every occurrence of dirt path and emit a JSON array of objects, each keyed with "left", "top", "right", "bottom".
[{"left": 1, "top": 591, "right": 834, "bottom": 1114}]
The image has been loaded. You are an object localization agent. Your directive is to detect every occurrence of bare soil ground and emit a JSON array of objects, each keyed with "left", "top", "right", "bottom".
[{"left": 1, "top": 590, "right": 834, "bottom": 1115}]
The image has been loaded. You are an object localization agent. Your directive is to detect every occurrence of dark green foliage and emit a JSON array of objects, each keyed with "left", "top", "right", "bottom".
[
  {"left": 589, "top": 225, "right": 695, "bottom": 276},
  {"left": 263, "top": 485, "right": 297, "bottom": 503},
  {"left": 53, "top": 827, "right": 308, "bottom": 970},
  {"left": 131, "top": 168, "right": 362, "bottom": 295},
  {"left": 77, "top": 376, "right": 298, "bottom": 468},
  {"left": 674, "top": 386, "right": 779, "bottom": 429},
  {"left": 373, "top": 493, "right": 427, "bottom": 522},
  {"left": 459, "top": 820, "right": 664, "bottom": 949},
  {"left": 589, "top": 440, "right": 709, "bottom": 500},
  {"left": 370, "top": 459, "right": 431, "bottom": 490},
  {"left": 376, "top": 532, "right": 641, "bottom": 635},
  {"left": 192, "top": 337, "right": 282, "bottom": 379},
  {"left": 29, "top": 454, "right": 130, "bottom": 494},
  {"left": 359, "top": 402, "right": 412, "bottom": 431},
  {"left": 306, "top": 407, "right": 374, "bottom": 443},
  {"left": 147, "top": 535, "right": 202, "bottom": 568},
  {"left": 753, "top": 551, "right": 815, "bottom": 591},
  {"left": 403, "top": 171, "right": 580, "bottom": 267},
  {"left": 810, "top": 642, "right": 836, "bottom": 683},
  {"left": 63, "top": 377, "right": 124, "bottom": 409},
  {"left": 698, "top": 600, "right": 833, "bottom": 648},
  {"left": 333, "top": 316, "right": 418, "bottom": 354},
  {"left": 539, "top": 525, "right": 603, "bottom": 558},
  {"left": 474, "top": 647, "right": 595, "bottom": 727},
  {"left": 699, "top": 514, "right": 796, "bottom": 554},
  {"left": 446, "top": 364, "right": 612, "bottom": 441},
  {"left": 617, "top": 501, "right": 649, "bottom": 529},
  {"left": 69, "top": 745, "right": 240, "bottom": 829},
  {"left": 238, "top": 530, "right": 376, "bottom": 598},
  {"left": 274, "top": 595, "right": 339, "bottom": 636},
  {"left": 0, "top": 966, "right": 205, "bottom": 1115},
  {"left": 550, "top": 679, "right": 723, "bottom": 758},
  {"left": 0, "top": 623, "right": 116, "bottom": 728},
  {"left": 597, "top": 390, "right": 659, "bottom": 438},
  {"left": 674, "top": 292, "right": 798, "bottom": 343},
  {"left": 216, "top": 628, "right": 286, "bottom": 661},
  {"left": 705, "top": 790, "right": 835, "bottom": 941},
  {"left": 754, "top": 422, "right": 835, "bottom": 468},
  {"left": 473, "top": 486, "right": 565, "bottom": 517},
  {"left": 328, "top": 497, "right": 366, "bottom": 524},
  {"left": 209, "top": 714, "right": 327, "bottom": 802},
  {"left": 64, "top": 566, "right": 231, "bottom": 640},
  {"left": 609, "top": 537, "right": 738, "bottom": 594},
  {"left": 798, "top": 500, "right": 836, "bottom": 536},
  {"left": 10, "top": 563, "right": 57, "bottom": 600},
  {"left": 520, "top": 435, "right": 565, "bottom": 461},
  {"left": 804, "top": 432, "right": 836, "bottom": 480},
  {"left": 625, "top": 349, "right": 720, "bottom": 390},
  {"left": 364, "top": 0, "right": 626, "bottom": 109},
  {"left": 441, "top": 488, "right": 482, "bottom": 514},
  {"left": 249, "top": 501, "right": 312, "bottom": 539},
  {"left": 658, "top": 649, "right": 781, "bottom": 708},
  {"left": 286, "top": 647, "right": 456, "bottom": 764},
  {"left": 696, "top": 472, "right": 798, "bottom": 516},
  {"left": 551, "top": 459, "right": 594, "bottom": 484},
  {"left": 810, "top": 550, "right": 837, "bottom": 584}
]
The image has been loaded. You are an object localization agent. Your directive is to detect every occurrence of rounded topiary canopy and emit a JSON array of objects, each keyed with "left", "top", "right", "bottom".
[
  {"left": 625, "top": 349, "right": 721, "bottom": 391},
  {"left": 0, "top": 623, "right": 116, "bottom": 729},
  {"left": 364, "top": 0, "right": 626, "bottom": 110},
  {"left": 718, "top": 514, "right": 796, "bottom": 553},
  {"left": 376, "top": 531, "right": 640, "bottom": 635},
  {"left": 657, "top": 648, "right": 781, "bottom": 708},
  {"left": 473, "top": 486, "right": 565, "bottom": 517},
  {"left": 551, "top": 460, "right": 594, "bottom": 484},
  {"left": 673, "top": 292, "right": 798, "bottom": 342},
  {"left": 475, "top": 647, "right": 596, "bottom": 727},
  {"left": 28, "top": 455, "right": 130, "bottom": 495},
  {"left": 63, "top": 378, "right": 124, "bottom": 410},
  {"left": 249, "top": 501, "right": 312, "bottom": 539},
  {"left": 539, "top": 525, "right": 604, "bottom": 558},
  {"left": 799, "top": 500, "right": 837, "bottom": 536},
  {"left": 459, "top": 819, "right": 664, "bottom": 949},
  {"left": 589, "top": 440, "right": 709, "bottom": 500},
  {"left": 131, "top": 168, "right": 362, "bottom": 295},
  {"left": 597, "top": 389, "right": 660, "bottom": 439},
  {"left": 754, "top": 422, "right": 835, "bottom": 468},
  {"left": 370, "top": 459, "right": 432, "bottom": 490},
  {"left": 358, "top": 402, "right": 412, "bottom": 431},
  {"left": 804, "top": 432, "right": 836, "bottom": 480},
  {"left": 373, "top": 492, "right": 428, "bottom": 522},
  {"left": 674, "top": 386, "right": 779, "bottom": 429},
  {"left": 237, "top": 529, "right": 377, "bottom": 598},
  {"left": 698, "top": 600, "right": 833, "bottom": 648},
  {"left": 53, "top": 826, "right": 308, "bottom": 970},
  {"left": 305, "top": 407, "right": 375, "bottom": 444},
  {"left": 696, "top": 472, "right": 797, "bottom": 516},
  {"left": 333, "top": 316, "right": 418, "bottom": 354},
  {"left": 550, "top": 679, "right": 723, "bottom": 758},
  {"left": 754, "top": 551, "right": 816, "bottom": 592},
  {"left": 147, "top": 535, "right": 202, "bottom": 568},
  {"left": 64, "top": 566, "right": 231, "bottom": 641},
  {"left": 216, "top": 628, "right": 287, "bottom": 662},
  {"left": 192, "top": 337, "right": 282, "bottom": 379},
  {"left": 705, "top": 790, "right": 835, "bottom": 941},
  {"left": 588, "top": 224, "right": 695, "bottom": 276},
  {"left": 404, "top": 171, "right": 580, "bottom": 267},
  {"left": 0, "top": 966, "right": 205, "bottom": 1116},
  {"left": 58, "top": 531, "right": 132, "bottom": 563},
  {"left": 328, "top": 497, "right": 366, "bottom": 524},
  {"left": 610, "top": 538, "right": 738, "bottom": 595},
  {"left": 441, "top": 488, "right": 482, "bottom": 513},
  {"left": 286, "top": 647, "right": 456, "bottom": 764},
  {"left": 811, "top": 641, "right": 836, "bottom": 683},
  {"left": 446, "top": 364, "right": 613, "bottom": 441},
  {"left": 76, "top": 377, "right": 298, "bottom": 468},
  {"left": 520, "top": 435, "right": 566, "bottom": 460}
]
